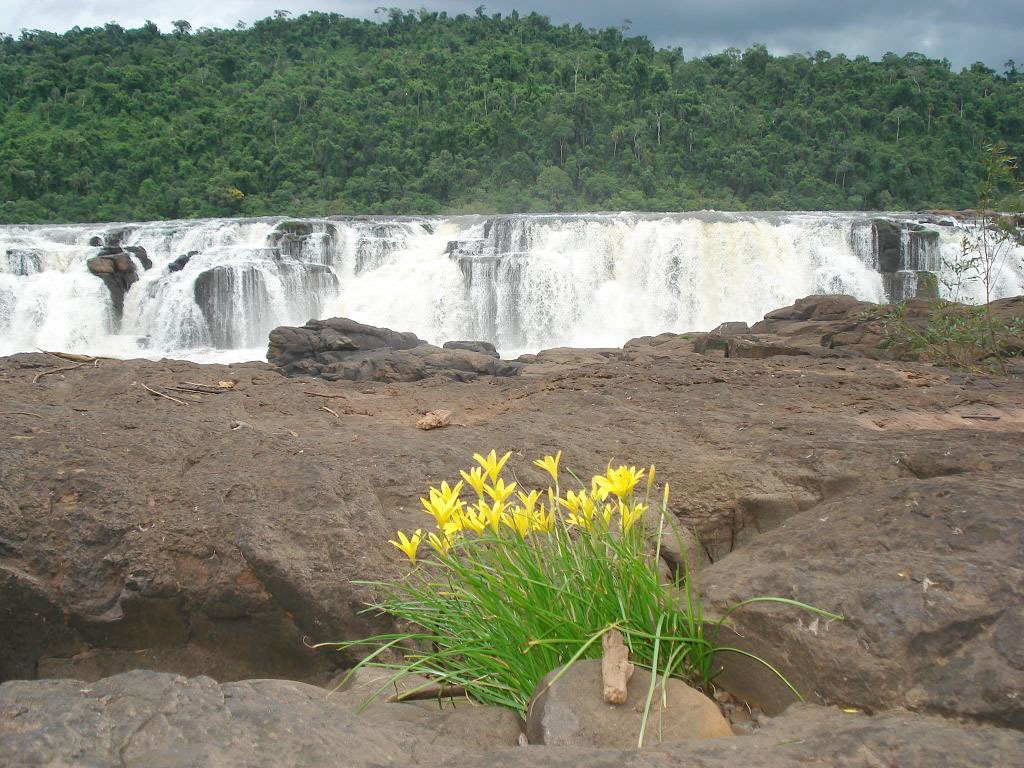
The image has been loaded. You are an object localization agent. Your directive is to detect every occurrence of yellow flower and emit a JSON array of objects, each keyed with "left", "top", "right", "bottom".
[
  {"left": 531, "top": 503, "right": 555, "bottom": 533},
  {"left": 502, "top": 508, "right": 531, "bottom": 538},
  {"left": 620, "top": 501, "right": 647, "bottom": 534},
  {"left": 389, "top": 529, "right": 422, "bottom": 563},
  {"left": 420, "top": 480, "right": 464, "bottom": 528},
  {"left": 592, "top": 465, "right": 646, "bottom": 501},
  {"left": 458, "top": 507, "right": 487, "bottom": 535},
  {"left": 473, "top": 450, "right": 512, "bottom": 484},
  {"left": 427, "top": 531, "right": 453, "bottom": 555},
  {"left": 476, "top": 499, "right": 504, "bottom": 534},
  {"left": 517, "top": 489, "right": 541, "bottom": 516},
  {"left": 459, "top": 466, "right": 487, "bottom": 499},
  {"left": 532, "top": 451, "right": 562, "bottom": 484},
  {"left": 443, "top": 518, "right": 464, "bottom": 538},
  {"left": 484, "top": 477, "right": 518, "bottom": 504},
  {"left": 599, "top": 503, "right": 614, "bottom": 528}
]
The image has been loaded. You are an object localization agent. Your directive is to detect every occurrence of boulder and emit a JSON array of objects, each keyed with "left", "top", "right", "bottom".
[
  {"left": 268, "top": 317, "right": 521, "bottom": 382},
  {"left": 702, "top": 475, "right": 1024, "bottom": 728},
  {"left": 443, "top": 340, "right": 500, "bottom": 358},
  {"left": 0, "top": 670, "right": 469, "bottom": 767},
  {"left": 86, "top": 250, "right": 139, "bottom": 317},
  {"left": 526, "top": 660, "right": 731, "bottom": 747},
  {"left": 168, "top": 251, "right": 198, "bottom": 273},
  {"left": 125, "top": 245, "right": 152, "bottom": 270}
]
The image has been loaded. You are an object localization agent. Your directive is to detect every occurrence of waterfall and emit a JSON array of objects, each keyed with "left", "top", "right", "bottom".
[{"left": 1, "top": 212, "right": 1021, "bottom": 362}]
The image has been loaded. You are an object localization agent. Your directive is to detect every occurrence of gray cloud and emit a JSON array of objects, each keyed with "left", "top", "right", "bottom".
[{"left": 3, "top": 1, "right": 1020, "bottom": 71}]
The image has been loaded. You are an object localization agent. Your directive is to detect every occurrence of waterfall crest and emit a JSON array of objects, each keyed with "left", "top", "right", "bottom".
[{"left": 2, "top": 212, "right": 1021, "bottom": 362}]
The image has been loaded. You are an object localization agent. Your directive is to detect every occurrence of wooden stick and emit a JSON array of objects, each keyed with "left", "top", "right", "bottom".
[
  {"left": 320, "top": 406, "right": 340, "bottom": 418},
  {"left": 0, "top": 411, "right": 43, "bottom": 418},
  {"left": 601, "top": 628, "right": 634, "bottom": 705},
  {"left": 385, "top": 684, "right": 467, "bottom": 703},
  {"left": 32, "top": 361, "right": 92, "bottom": 384},
  {"left": 37, "top": 349, "right": 99, "bottom": 363},
  {"left": 304, "top": 390, "right": 349, "bottom": 399},
  {"left": 139, "top": 382, "right": 188, "bottom": 406}
]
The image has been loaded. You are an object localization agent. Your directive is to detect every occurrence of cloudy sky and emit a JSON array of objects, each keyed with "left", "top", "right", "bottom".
[{"left": 3, "top": 0, "right": 1020, "bottom": 71}]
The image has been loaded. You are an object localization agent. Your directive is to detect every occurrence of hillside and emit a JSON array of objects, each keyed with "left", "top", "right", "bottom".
[{"left": 1, "top": 9, "right": 1022, "bottom": 223}]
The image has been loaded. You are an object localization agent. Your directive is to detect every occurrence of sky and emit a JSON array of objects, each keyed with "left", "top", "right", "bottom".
[{"left": 2, "top": 0, "right": 1020, "bottom": 72}]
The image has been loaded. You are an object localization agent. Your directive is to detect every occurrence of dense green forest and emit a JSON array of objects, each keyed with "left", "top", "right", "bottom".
[{"left": 1, "top": 9, "right": 1022, "bottom": 223}]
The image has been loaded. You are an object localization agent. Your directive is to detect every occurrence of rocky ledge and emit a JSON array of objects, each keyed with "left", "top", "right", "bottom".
[
  {"left": 267, "top": 316, "right": 522, "bottom": 381},
  {"left": 2, "top": 294, "right": 1023, "bottom": 766}
]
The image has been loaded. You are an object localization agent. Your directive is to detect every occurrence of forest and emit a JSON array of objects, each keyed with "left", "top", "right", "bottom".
[{"left": 1, "top": 9, "right": 1022, "bottom": 223}]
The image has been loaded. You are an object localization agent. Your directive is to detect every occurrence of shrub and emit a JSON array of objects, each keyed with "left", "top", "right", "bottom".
[{"left": 314, "top": 451, "right": 839, "bottom": 740}]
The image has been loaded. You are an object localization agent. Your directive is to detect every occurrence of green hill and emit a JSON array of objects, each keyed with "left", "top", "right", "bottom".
[{"left": 1, "top": 9, "right": 1021, "bottom": 223}]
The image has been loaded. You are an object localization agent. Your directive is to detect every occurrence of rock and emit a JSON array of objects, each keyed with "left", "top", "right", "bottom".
[
  {"left": 267, "top": 317, "right": 521, "bottom": 382},
  {"left": 873, "top": 219, "right": 903, "bottom": 272},
  {"left": 443, "top": 340, "right": 500, "bottom": 357},
  {"left": 467, "top": 704, "right": 1024, "bottom": 768},
  {"left": 87, "top": 251, "right": 139, "bottom": 317},
  {"left": 2, "top": 670, "right": 1021, "bottom": 766},
  {"left": 0, "top": 670, "right": 470, "bottom": 767},
  {"left": 86, "top": 256, "right": 115, "bottom": 274},
  {"left": 702, "top": 475, "right": 1024, "bottom": 728},
  {"left": 526, "top": 659, "right": 732, "bottom": 747},
  {"left": 168, "top": 251, "right": 198, "bottom": 272},
  {"left": 416, "top": 409, "right": 452, "bottom": 430},
  {"left": 125, "top": 245, "right": 152, "bottom": 270}
]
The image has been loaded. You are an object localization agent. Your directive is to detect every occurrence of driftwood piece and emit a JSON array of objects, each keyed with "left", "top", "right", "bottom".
[
  {"left": 601, "top": 629, "right": 634, "bottom": 705},
  {"left": 32, "top": 360, "right": 96, "bottom": 384},
  {"left": 38, "top": 350, "right": 100, "bottom": 363},
  {"left": 303, "top": 390, "right": 349, "bottom": 400},
  {"left": 416, "top": 409, "right": 452, "bottom": 430},
  {"left": 138, "top": 382, "right": 188, "bottom": 406},
  {"left": 385, "top": 683, "right": 467, "bottom": 703}
]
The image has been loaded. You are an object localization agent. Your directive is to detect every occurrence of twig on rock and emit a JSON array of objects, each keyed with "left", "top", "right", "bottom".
[
  {"left": 601, "top": 628, "right": 634, "bottom": 705},
  {"left": 32, "top": 360, "right": 95, "bottom": 384},
  {"left": 36, "top": 349, "right": 100, "bottom": 363},
  {"left": 386, "top": 684, "right": 467, "bottom": 703},
  {"left": 320, "top": 406, "right": 340, "bottom": 418},
  {"left": 304, "top": 390, "right": 349, "bottom": 400},
  {"left": 139, "top": 382, "right": 188, "bottom": 406}
]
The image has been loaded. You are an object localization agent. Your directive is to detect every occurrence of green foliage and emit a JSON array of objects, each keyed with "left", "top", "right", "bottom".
[
  {"left": 1, "top": 12, "right": 1022, "bottom": 223},
  {"left": 881, "top": 301, "right": 1024, "bottom": 370},
  {"left": 314, "top": 453, "right": 840, "bottom": 737}
]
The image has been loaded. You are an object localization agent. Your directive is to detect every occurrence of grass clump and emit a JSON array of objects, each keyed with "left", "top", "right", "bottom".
[{"left": 314, "top": 450, "right": 840, "bottom": 726}]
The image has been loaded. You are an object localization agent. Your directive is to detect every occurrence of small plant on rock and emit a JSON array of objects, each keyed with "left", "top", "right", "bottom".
[{"left": 314, "top": 451, "right": 839, "bottom": 742}]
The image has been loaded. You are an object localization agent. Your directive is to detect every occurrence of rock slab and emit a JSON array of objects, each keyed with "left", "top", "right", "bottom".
[{"left": 526, "top": 659, "right": 732, "bottom": 747}]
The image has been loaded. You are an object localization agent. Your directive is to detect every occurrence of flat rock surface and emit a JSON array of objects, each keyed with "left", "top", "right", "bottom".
[{"left": 1, "top": 671, "right": 1020, "bottom": 768}]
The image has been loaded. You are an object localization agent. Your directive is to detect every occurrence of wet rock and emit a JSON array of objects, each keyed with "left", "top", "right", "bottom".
[
  {"left": 526, "top": 660, "right": 731, "bottom": 747},
  {"left": 125, "top": 245, "right": 152, "bottom": 270},
  {"left": 268, "top": 317, "right": 521, "bottom": 382},
  {"left": 873, "top": 219, "right": 903, "bottom": 272},
  {"left": 86, "top": 249, "right": 139, "bottom": 317},
  {"left": 168, "top": 251, "right": 198, "bottom": 272},
  {"left": 443, "top": 340, "right": 500, "bottom": 357}
]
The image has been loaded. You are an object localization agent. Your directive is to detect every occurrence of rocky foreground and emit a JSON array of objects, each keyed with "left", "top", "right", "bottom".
[{"left": 1, "top": 295, "right": 1023, "bottom": 766}]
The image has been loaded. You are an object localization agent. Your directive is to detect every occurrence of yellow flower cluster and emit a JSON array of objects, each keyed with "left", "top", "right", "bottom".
[{"left": 389, "top": 450, "right": 662, "bottom": 564}]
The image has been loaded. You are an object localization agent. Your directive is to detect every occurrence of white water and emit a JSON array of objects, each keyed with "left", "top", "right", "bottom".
[{"left": 1, "top": 212, "right": 1021, "bottom": 362}]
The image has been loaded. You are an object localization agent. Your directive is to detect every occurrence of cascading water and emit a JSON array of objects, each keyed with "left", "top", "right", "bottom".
[{"left": 1, "top": 212, "right": 1021, "bottom": 362}]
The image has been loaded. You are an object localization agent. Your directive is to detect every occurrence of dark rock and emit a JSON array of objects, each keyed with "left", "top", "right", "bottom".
[
  {"left": 87, "top": 250, "right": 139, "bottom": 317},
  {"left": 873, "top": 219, "right": 903, "bottom": 272},
  {"left": 703, "top": 475, "right": 1024, "bottom": 728},
  {"left": 443, "top": 340, "right": 500, "bottom": 358},
  {"left": 168, "top": 251, "right": 198, "bottom": 273},
  {"left": 88, "top": 236, "right": 103, "bottom": 247},
  {"left": 268, "top": 317, "right": 521, "bottom": 382},
  {"left": 526, "top": 659, "right": 731, "bottom": 747},
  {"left": 86, "top": 256, "right": 115, "bottom": 275},
  {"left": 125, "top": 246, "right": 152, "bottom": 270}
]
